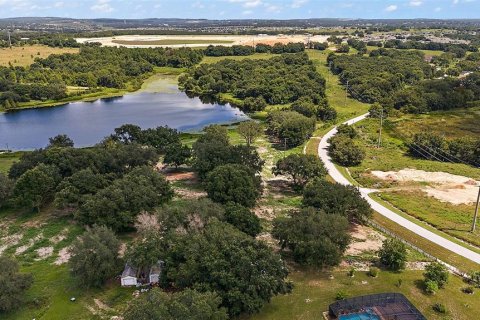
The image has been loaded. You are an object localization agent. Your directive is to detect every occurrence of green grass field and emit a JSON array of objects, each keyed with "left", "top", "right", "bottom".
[
  {"left": 378, "top": 190, "right": 479, "bottom": 247},
  {"left": 306, "top": 50, "right": 370, "bottom": 122},
  {"left": 350, "top": 117, "right": 480, "bottom": 183},
  {"left": 246, "top": 268, "right": 479, "bottom": 320},
  {"left": 0, "top": 152, "right": 21, "bottom": 173},
  {"left": 112, "top": 39, "right": 234, "bottom": 46},
  {"left": 201, "top": 52, "right": 275, "bottom": 64}
]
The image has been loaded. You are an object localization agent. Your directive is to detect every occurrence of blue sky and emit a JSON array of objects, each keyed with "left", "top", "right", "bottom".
[{"left": 0, "top": 0, "right": 479, "bottom": 19}]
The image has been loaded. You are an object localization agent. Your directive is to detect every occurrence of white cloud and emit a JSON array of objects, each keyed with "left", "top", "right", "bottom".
[
  {"left": 385, "top": 4, "right": 398, "bottom": 12},
  {"left": 244, "top": 0, "right": 262, "bottom": 8},
  {"left": 409, "top": 0, "right": 422, "bottom": 6},
  {"left": 192, "top": 1, "right": 205, "bottom": 9},
  {"left": 266, "top": 4, "right": 281, "bottom": 12},
  {"left": 229, "top": 0, "right": 262, "bottom": 8},
  {"left": 434, "top": 7, "right": 442, "bottom": 11},
  {"left": 452, "top": 0, "right": 459, "bottom": 4},
  {"left": 291, "top": 0, "right": 308, "bottom": 8},
  {"left": 53, "top": 1, "right": 64, "bottom": 8},
  {"left": 242, "top": 10, "right": 253, "bottom": 15},
  {"left": 91, "top": 0, "right": 113, "bottom": 13}
]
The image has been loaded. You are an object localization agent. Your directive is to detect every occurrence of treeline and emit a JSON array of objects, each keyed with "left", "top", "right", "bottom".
[
  {"left": 204, "top": 42, "right": 306, "bottom": 57},
  {"left": 329, "top": 49, "right": 480, "bottom": 113},
  {"left": 0, "top": 33, "right": 80, "bottom": 48},
  {"left": 409, "top": 132, "right": 480, "bottom": 167},
  {"left": 179, "top": 52, "right": 327, "bottom": 109},
  {"left": 383, "top": 40, "right": 478, "bottom": 57},
  {"left": 328, "top": 49, "right": 432, "bottom": 103},
  {"left": 0, "top": 46, "right": 203, "bottom": 109}
]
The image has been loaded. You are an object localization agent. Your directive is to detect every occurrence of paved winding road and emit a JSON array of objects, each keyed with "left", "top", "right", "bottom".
[{"left": 318, "top": 113, "right": 480, "bottom": 265}]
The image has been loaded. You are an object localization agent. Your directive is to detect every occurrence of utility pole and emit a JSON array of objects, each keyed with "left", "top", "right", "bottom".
[
  {"left": 7, "top": 29, "right": 11, "bottom": 48},
  {"left": 377, "top": 107, "right": 384, "bottom": 148},
  {"left": 472, "top": 185, "right": 480, "bottom": 232}
]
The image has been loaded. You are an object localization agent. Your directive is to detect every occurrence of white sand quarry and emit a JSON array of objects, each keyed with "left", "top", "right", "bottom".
[
  {"left": 371, "top": 168, "right": 479, "bottom": 205},
  {"left": 76, "top": 34, "right": 329, "bottom": 48}
]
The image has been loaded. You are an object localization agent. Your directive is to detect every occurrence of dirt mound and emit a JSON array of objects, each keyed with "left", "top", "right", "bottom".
[{"left": 371, "top": 169, "right": 479, "bottom": 205}]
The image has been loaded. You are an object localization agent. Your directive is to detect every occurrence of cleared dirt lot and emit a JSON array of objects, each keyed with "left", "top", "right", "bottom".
[{"left": 76, "top": 34, "right": 329, "bottom": 48}]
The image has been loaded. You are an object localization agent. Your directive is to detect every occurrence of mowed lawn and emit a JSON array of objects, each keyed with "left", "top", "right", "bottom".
[
  {"left": 0, "top": 45, "right": 79, "bottom": 67},
  {"left": 246, "top": 269, "right": 479, "bottom": 320}
]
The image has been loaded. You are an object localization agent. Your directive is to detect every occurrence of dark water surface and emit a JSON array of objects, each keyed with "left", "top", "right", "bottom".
[{"left": 0, "top": 91, "right": 248, "bottom": 150}]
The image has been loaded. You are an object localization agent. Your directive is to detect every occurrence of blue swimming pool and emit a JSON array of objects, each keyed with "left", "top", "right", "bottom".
[{"left": 339, "top": 311, "right": 380, "bottom": 320}]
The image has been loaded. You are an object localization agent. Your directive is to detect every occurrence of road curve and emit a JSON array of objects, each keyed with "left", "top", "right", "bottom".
[{"left": 318, "top": 113, "right": 480, "bottom": 265}]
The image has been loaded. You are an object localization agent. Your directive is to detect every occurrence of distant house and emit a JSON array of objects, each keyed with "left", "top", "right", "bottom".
[{"left": 121, "top": 260, "right": 164, "bottom": 287}]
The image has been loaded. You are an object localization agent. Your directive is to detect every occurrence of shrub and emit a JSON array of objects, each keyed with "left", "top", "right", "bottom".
[
  {"left": 335, "top": 290, "right": 349, "bottom": 300},
  {"left": 348, "top": 268, "right": 356, "bottom": 277},
  {"left": 425, "top": 279, "right": 439, "bottom": 295},
  {"left": 368, "top": 267, "right": 380, "bottom": 278},
  {"left": 224, "top": 202, "right": 262, "bottom": 237},
  {"left": 470, "top": 271, "right": 480, "bottom": 288},
  {"left": 424, "top": 262, "right": 449, "bottom": 289},
  {"left": 396, "top": 278, "right": 403, "bottom": 288},
  {"left": 378, "top": 238, "right": 407, "bottom": 271},
  {"left": 432, "top": 303, "right": 447, "bottom": 314},
  {"left": 462, "top": 286, "right": 474, "bottom": 294}
]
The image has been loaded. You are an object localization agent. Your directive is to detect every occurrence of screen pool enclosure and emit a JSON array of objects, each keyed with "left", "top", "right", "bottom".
[{"left": 329, "top": 293, "right": 426, "bottom": 320}]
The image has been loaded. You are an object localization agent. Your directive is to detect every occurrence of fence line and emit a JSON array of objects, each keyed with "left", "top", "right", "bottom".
[{"left": 367, "top": 220, "right": 471, "bottom": 280}]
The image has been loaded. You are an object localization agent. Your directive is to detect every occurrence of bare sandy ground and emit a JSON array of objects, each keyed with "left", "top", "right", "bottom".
[
  {"left": 371, "top": 168, "right": 479, "bottom": 205},
  {"left": 345, "top": 224, "right": 385, "bottom": 256},
  {"left": 76, "top": 34, "right": 329, "bottom": 48}
]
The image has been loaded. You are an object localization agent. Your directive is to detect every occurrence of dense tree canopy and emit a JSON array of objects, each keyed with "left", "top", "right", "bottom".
[
  {"left": 303, "top": 180, "right": 372, "bottom": 223},
  {"left": 124, "top": 289, "right": 228, "bottom": 320},
  {"left": 69, "top": 225, "right": 120, "bottom": 287},
  {"left": 0, "top": 256, "right": 33, "bottom": 312},
  {"left": 192, "top": 125, "right": 264, "bottom": 179},
  {"left": 273, "top": 154, "right": 327, "bottom": 189},
  {"left": 267, "top": 110, "right": 316, "bottom": 147},
  {"left": 161, "top": 220, "right": 291, "bottom": 316},
  {"left": 13, "top": 163, "right": 61, "bottom": 212},
  {"left": 272, "top": 208, "right": 350, "bottom": 267},
  {"left": 205, "top": 164, "right": 261, "bottom": 208},
  {"left": 179, "top": 53, "right": 327, "bottom": 109},
  {"left": 328, "top": 135, "right": 365, "bottom": 167},
  {"left": 0, "top": 46, "right": 203, "bottom": 107},
  {"left": 77, "top": 166, "right": 173, "bottom": 231}
]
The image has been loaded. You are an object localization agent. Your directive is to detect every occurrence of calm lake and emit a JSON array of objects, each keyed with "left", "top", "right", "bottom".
[{"left": 0, "top": 78, "right": 248, "bottom": 150}]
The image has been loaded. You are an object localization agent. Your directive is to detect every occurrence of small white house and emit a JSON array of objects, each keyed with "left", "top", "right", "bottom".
[
  {"left": 149, "top": 260, "right": 164, "bottom": 284},
  {"left": 120, "top": 264, "right": 138, "bottom": 287},
  {"left": 121, "top": 260, "right": 164, "bottom": 287}
]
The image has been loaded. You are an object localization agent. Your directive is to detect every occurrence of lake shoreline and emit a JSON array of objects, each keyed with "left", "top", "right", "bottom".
[{"left": 0, "top": 68, "right": 184, "bottom": 114}]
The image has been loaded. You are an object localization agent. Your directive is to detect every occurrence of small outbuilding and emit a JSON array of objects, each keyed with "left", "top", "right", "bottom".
[
  {"left": 120, "top": 264, "right": 138, "bottom": 287},
  {"left": 120, "top": 260, "right": 164, "bottom": 287},
  {"left": 149, "top": 260, "right": 164, "bottom": 284}
]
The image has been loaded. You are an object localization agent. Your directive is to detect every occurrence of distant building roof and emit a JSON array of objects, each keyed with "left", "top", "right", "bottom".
[{"left": 121, "top": 264, "right": 137, "bottom": 278}]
